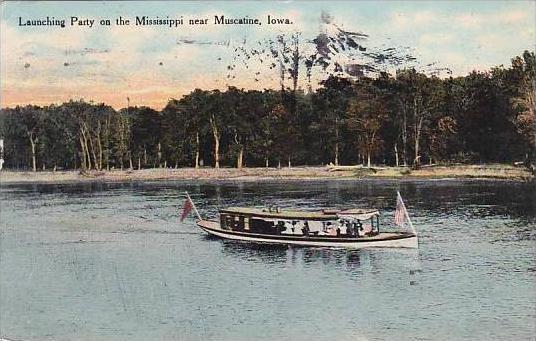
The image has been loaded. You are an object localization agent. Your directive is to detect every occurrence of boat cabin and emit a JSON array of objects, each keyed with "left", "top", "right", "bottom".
[{"left": 219, "top": 207, "right": 381, "bottom": 238}]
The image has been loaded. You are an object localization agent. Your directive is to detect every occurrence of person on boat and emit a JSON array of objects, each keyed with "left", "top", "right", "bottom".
[
  {"left": 325, "top": 222, "right": 333, "bottom": 234},
  {"left": 345, "top": 222, "right": 354, "bottom": 237},
  {"left": 302, "top": 221, "right": 310, "bottom": 236},
  {"left": 327, "top": 225, "right": 338, "bottom": 236},
  {"left": 280, "top": 221, "right": 290, "bottom": 234},
  {"left": 355, "top": 221, "right": 362, "bottom": 237},
  {"left": 291, "top": 221, "right": 297, "bottom": 234},
  {"left": 352, "top": 223, "right": 361, "bottom": 238},
  {"left": 276, "top": 221, "right": 285, "bottom": 234}
]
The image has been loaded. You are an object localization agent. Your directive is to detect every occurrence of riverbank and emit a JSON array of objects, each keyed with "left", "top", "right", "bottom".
[{"left": 0, "top": 164, "right": 532, "bottom": 184}]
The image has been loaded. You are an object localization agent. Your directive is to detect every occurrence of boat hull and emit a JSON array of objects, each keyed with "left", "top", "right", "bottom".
[{"left": 196, "top": 220, "right": 418, "bottom": 249}]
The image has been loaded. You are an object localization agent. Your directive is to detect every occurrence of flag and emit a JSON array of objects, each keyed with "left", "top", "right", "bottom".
[
  {"left": 394, "top": 192, "right": 405, "bottom": 227},
  {"left": 394, "top": 192, "right": 417, "bottom": 236},
  {"left": 180, "top": 197, "right": 193, "bottom": 222},
  {"left": 362, "top": 223, "right": 373, "bottom": 234}
]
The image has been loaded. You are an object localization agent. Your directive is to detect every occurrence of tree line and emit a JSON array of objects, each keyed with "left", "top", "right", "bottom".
[{"left": 0, "top": 51, "right": 534, "bottom": 172}]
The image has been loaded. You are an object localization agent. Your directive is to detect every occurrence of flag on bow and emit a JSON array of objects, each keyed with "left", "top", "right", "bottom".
[
  {"left": 180, "top": 192, "right": 201, "bottom": 222},
  {"left": 180, "top": 197, "right": 193, "bottom": 222}
]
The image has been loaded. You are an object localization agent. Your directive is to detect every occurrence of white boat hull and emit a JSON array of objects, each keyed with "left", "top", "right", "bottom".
[{"left": 196, "top": 220, "right": 418, "bottom": 249}]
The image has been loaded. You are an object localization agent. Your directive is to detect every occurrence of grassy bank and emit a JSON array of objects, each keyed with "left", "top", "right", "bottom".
[{"left": 0, "top": 164, "right": 532, "bottom": 184}]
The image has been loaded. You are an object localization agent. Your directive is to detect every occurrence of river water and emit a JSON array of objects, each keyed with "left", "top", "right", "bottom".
[{"left": 0, "top": 179, "right": 534, "bottom": 341}]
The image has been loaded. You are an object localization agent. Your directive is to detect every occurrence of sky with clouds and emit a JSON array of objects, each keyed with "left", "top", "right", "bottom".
[{"left": 1, "top": 0, "right": 534, "bottom": 109}]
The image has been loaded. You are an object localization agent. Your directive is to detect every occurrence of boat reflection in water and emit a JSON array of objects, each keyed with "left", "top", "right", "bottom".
[{"left": 216, "top": 238, "right": 421, "bottom": 281}]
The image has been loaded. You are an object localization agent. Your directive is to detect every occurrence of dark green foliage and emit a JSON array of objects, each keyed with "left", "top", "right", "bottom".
[{"left": 0, "top": 51, "right": 533, "bottom": 170}]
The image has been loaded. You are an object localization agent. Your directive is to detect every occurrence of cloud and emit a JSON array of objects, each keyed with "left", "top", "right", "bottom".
[
  {"left": 389, "top": 8, "right": 532, "bottom": 32},
  {"left": 453, "top": 13, "right": 483, "bottom": 28},
  {"left": 500, "top": 9, "right": 529, "bottom": 23},
  {"left": 418, "top": 32, "right": 455, "bottom": 46},
  {"left": 389, "top": 10, "right": 440, "bottom": 30},
  {"left": 1, "top": 15, "right": 207, "bottom": 107},
  {"left": 453, "top": 9, "right": 531, "bottom": 29}
]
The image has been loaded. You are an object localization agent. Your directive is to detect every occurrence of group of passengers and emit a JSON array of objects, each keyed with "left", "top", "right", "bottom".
[{"left": 277, "top": 220, "right": 373, "bottom": 237}]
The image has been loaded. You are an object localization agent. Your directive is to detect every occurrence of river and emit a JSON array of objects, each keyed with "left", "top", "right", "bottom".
[{"left": 1, "top": 179, "right": 534, "bottom": 340}]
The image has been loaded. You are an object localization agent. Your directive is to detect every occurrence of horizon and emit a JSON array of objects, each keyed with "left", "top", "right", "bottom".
[{"left": 1, "top": 0, "right": 535, "bottom": 110}]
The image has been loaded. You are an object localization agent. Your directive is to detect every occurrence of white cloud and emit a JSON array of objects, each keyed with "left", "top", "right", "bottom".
[
  {"left": 453, "top": 9, "right": 531, "bottom": 29},
  {"left": 453, "top": 13, "right": 483, "bottom": 28},
  {"left": 389, "top": 10, "right": 441, "bottom": 30},
  {"left": 418, "top": 32, "right": 455, "bottom": 46}
]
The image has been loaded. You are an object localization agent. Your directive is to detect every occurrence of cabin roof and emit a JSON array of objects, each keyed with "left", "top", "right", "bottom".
[{"left": 219, "top": 207, "right": 379, "bottom": 220}]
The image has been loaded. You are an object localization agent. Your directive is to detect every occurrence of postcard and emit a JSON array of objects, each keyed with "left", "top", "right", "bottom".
[{"left": 0, "top": 1, "right": 535, "bottom": 340}]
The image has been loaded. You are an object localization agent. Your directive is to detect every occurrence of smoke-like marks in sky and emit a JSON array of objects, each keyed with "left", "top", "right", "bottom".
[{"left": 180, "top": 10, "right": 454, "bottom": 91}]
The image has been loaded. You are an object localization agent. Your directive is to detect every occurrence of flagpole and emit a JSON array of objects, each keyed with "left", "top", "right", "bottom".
[{"left": 185, "top": 191, "right": 202, "bottom": 220}]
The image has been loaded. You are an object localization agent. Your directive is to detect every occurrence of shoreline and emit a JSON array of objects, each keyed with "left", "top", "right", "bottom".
[{"left": 0, "top": 165, "right": 533, "bottom": 184}]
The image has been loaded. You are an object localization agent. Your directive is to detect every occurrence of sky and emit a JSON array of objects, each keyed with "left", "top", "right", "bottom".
[{"left": 1, "top": 0, "right": 535, "bottom": 109}]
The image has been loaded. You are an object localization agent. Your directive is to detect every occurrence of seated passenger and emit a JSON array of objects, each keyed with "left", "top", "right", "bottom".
[
  {"left": 281, "top": 222, "right": 294, "bottom": 234},
  {"left": 354, "top": 223, "right": 360, "bottom": 237},
  {"left": 345, "top": 223, "right": 354, "bottom": 236},
  {"left": 302, "top": 221, "right": 310, "bottom": 236},
  {"left": 276, "top": 221, "right": 285, "bottom": 234},
  {"left": 327, "top": 227, "right": 337, "bottom": 236}
]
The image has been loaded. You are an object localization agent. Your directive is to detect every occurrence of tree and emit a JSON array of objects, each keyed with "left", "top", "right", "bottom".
[
  {"left": 510, "top": 51, "right": 536, "bottom": 169},
  {"left": 247, "top": 90, "right": 280, "bottom": 167},
  {"left": 312, "top": 76, "right": 354, "bottom": 165},
  {"left": 130, "top": 106, "right": 161, "bottom": 169},
  {"left": 40, "top": 104, "right": 78, "bottom": 170},
  {"left": 207, "top": 90, "right": 226, "bottom": 168},
  {"left": 346, "top": 81, "right": 387, "bottom": 167},
  {"left": 110, "top": 108, "right": 131, "bottom": 170},
  {"left": 0, "top": 107, "right": 34, "bottom": 170},
  {"left": 429, "top": 116, "right": 458, "bottom": 163},
  {"left": 395, "top": 69, "right": 443, "bottom": 167},
  {"left": 17, "top": 105, "right": 44, "bottom": 172}
]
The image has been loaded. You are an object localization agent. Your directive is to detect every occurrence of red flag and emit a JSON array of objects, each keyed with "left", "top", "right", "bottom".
[{"left": 180, "top": 197, "right": 193, "bottom": 222}]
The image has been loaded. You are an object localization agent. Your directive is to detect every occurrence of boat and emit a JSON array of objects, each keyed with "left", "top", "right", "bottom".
[{"left": 182, "top": 192, "right": 418, "bottom": 249}]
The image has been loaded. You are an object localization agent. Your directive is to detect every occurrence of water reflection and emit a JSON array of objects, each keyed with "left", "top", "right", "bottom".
[
  {"left": 4, "top": 178, "right": 534, "bottom": 217},
  {"left": 216, "top": 238, "right": 420, "bottom": 279},
  {"left": 218, "top": 240, "right": 289, "bottom": 264}
]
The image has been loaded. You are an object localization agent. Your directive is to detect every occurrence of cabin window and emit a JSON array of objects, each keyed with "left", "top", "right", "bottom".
[
  {"left": 227, "top": 215, "right": 245, "bottom": 230},
  {"left": 225, "top": 215, "right": 233, "bottom": 230},
  {"left": 250, "top": 219, "right": 277, "bottom": 234},
  {"left": 244, "top": 217, "right": 250, "bottom": 230}
]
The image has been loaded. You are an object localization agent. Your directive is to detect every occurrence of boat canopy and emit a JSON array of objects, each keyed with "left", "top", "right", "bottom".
[
  {"left": 337, "top": 209, "right": 380, "bottom": 221},
  {"left": 220, "top": 207, "right": 338, "bottom": 220},
  {"left": 219, "top": 207, "right": 379, "bottom": 221}
]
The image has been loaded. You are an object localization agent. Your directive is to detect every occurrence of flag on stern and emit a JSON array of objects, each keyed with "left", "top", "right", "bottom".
[
  {"left": 394, "top": 191, "right": 416, "bottom": 235},
  {"left": 180, "top": 196, "right": 193, "bottom": 222},
  {"left": 394, "top": 191, "right": 406, "bottom": 227}
]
